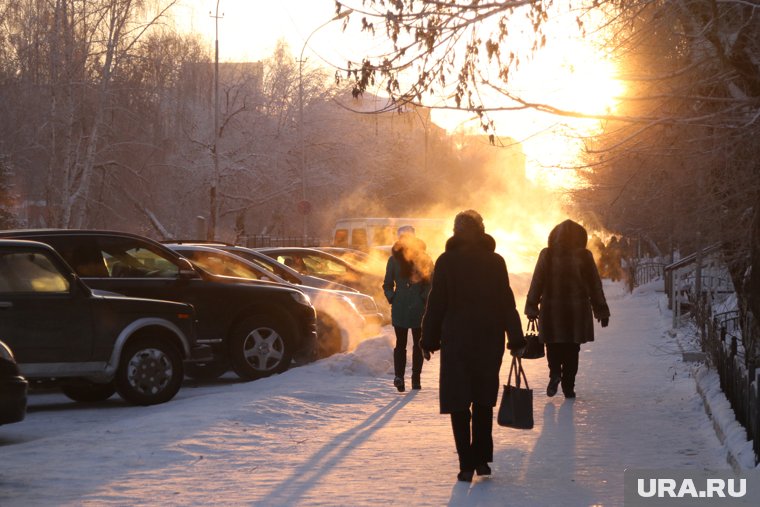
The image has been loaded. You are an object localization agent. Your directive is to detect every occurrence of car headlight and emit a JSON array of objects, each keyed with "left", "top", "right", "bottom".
[{"left": 290, "top": 290, "right": 312, "bottom": 306}]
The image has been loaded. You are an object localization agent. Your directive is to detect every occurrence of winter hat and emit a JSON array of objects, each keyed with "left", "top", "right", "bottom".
[
  {"left": 453, "top": 209, "right": 485, "bottom": 235},
  {"left": 397, "top": 225, "right": 415, "bottom": 237}
]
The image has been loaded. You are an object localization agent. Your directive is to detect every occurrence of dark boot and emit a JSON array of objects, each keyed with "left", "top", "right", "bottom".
[
  {"left": 410, "top": 328, "right": 423, "bottom": 390},
  {"left": 457, "top": 469, "right": 474, "bottom": 482},
  {"left": 561, "top": 344, "right": 580, "bottom": 399},
  {"left": 546, "top": 375, "right": 561, "bottom": 397},
  {"left": 393, "top": 346, "right": 407, "bottom": 393}
]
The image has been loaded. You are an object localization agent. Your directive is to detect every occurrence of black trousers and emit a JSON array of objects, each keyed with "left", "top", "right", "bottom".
[
  {"left": 393, "top": 327, "right": 422, "bottom": 378},
  {"left": 450, "top": 403, "right": 493, "bottom": 470},
  {"left": 546, "top": 343, "right": 580, "bottom": 394}
]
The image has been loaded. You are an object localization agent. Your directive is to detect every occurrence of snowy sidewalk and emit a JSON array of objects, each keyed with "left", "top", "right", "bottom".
[{"left": 0, "top": 281, "right": 731, "bottom": 506}]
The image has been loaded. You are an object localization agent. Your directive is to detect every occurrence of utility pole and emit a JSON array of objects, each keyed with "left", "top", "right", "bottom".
[{"left": 208, "top": 1, "right": 223, "bottom": 240}]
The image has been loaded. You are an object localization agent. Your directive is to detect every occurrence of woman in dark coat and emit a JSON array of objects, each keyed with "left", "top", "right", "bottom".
[
  {"left": 421, "top": 210, "right": 525, "bottom": 482},
  {"left": 383, "top": 225, "right": 433, "bottom": 391},
  {"left": 525, "top": 219, "right": 610, "bottom": 399}
]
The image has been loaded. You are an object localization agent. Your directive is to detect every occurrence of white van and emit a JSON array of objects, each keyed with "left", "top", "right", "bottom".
[{"left": 331, "top": 217, "right": 448, "bottom": 251}]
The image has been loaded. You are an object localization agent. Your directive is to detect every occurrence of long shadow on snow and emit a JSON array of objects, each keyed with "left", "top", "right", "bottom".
[{"left": 258, "top": 391, "right": 418, "bottom": 505}]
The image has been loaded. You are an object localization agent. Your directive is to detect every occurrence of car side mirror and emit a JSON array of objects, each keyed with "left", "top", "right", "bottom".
[
  {"left": 71, "top": 275, "right": 92, "bottom": 297},
  {"left": 177, "top": 258, "right": 199, "bottom": 279}
]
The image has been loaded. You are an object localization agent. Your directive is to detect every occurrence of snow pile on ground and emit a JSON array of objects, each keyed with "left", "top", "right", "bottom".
[{"left": 322, "top": 334, "right": 393, "bottom": 376}]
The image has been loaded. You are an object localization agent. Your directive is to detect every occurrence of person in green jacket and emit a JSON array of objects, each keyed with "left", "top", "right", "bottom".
[{"left": 383, "top": 225, "right": 433, "bottom": 392}]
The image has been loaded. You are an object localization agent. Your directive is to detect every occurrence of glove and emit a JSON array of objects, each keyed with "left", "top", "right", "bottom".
[
  {"left": 420, "top": 345, "right": 432, "bottom": 361},
  {"left": 599, "top": 317, "right": 609, "bottom": 328},
  {"left": 507, "top": 335, "right": 527, "bottom": 351}
]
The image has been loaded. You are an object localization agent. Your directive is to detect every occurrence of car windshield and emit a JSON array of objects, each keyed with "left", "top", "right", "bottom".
[{"left": 182, "top": 250, "right": 266, "bottom": 280}]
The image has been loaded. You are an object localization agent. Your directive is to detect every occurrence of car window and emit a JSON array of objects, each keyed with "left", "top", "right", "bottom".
[
  {"left": 372, "top": 226, "right": 394, "bottom": 246},
  {"left": 0, "top": 251, "right": 70, "bottom": 293},
  {"left": 350, "top": 229, "right": 368, "bottom": 250},
  {"left": 302, "top": 255, "right": 347, "bottom": 276},
  {"left": 277, "top": 255, "right": 308, "bottom": 275},
  {"left": 183, "top": 250, "right": 265, "bottom": 280},
  {"left": 333, "top": 228, "right": 349, "bottom": 247},
  {"left": 97, "top": 238, "right": 180, "bottom": 278}
]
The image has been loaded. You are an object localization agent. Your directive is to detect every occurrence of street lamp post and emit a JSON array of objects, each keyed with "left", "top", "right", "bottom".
[
  {"left": 298, "top": 9, "right": 352, "bottom": 243},
  {"left": 208, "top": 0, "right": 222, "bottom": 240}
]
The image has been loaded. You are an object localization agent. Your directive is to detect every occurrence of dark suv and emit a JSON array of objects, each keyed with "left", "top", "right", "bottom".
[
  {"left": 0, "top": 230, "right": 318, "bottom": 380},
  {"left": 0, "top": 240, "right": 204, "bottom": 405}
]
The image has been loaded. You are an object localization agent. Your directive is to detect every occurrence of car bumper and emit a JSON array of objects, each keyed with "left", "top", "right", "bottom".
[
  {"left": 362, "top": 313, "right": 385, "bottom": 337},
  {"left": 293, "top": 306, "right": 318, "bottom": 364},
  {"left": 0, "top": 376, "right": 28, "bottom": 425}
]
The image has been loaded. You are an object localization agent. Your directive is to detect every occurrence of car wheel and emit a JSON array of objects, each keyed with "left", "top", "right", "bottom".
[
  {"left": 229, "top": 315, "right": 293, "bottom": 380},
  {"left": 115, "top": 337, "right": 183, "bottom": 405},
  {"left": 61, "top": 381, "right": 116, "bottom": 402},
  {"left": 316, "top": 314, "right": 343, "bottom": 358},
  {"left": 185, "top": 360, "right": 229, "bottom": 380}
]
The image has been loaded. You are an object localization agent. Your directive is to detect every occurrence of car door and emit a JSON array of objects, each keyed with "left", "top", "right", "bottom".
[
  {"left": 88, "top": 236, "right": 228, "bottom": 343},
  {"left": 0, "top": 245, "right": 94, "bottom": 363}
]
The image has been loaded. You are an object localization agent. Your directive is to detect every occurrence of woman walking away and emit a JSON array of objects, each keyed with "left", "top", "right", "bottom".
[
  {"left": 421, "top": 210, "right": 525, "bottom": 482},
  {"left": 525, "top": 219, "right": 610, "bottom": 399},
  {"left": 383, "top": 225, "right": 434, "bottom": 392}
]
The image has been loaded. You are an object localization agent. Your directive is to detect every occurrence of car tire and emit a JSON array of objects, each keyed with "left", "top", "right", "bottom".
[
  {"left": 115, "top": 337, "right": 184, "bottom": 405},
  {"left": 185, "top": 360, "right": 229, "bottom": 380},
  {"left": 316, "top": 314, "right": 343, "bottom": 358},
  {"left": 229, "top": 314, "right": 294, "bottom": 380},
  {"left": 61, "top": 381, "right": 116, "bottom": 402}
]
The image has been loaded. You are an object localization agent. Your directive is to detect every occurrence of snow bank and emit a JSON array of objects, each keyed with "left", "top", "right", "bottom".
[{"left": 321, "top": 333, "right": 393, "bottom": 377}]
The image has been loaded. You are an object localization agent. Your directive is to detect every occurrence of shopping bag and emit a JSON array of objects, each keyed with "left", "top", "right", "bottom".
[
  {"left": 497, "top": 356, "right": 534, "bottom": 429},
  {"left": 521, "top": 319, "right": 545, "bottom": 360}
]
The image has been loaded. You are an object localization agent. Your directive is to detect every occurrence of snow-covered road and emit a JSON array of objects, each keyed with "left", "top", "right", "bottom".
[{"left": 0, "top": 281, "right": 731, "bottom": 506}]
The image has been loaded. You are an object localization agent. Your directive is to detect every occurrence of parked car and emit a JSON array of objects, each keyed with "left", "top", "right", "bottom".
[
  {"left": 0, "top": 339, "right": 27, "bottom": 424},
  {"left": 256, "top": 247, "right": 389, "bottom": 322},
  {"left": 0, "top": 239, "right": 205, "bottom": 405},
  {"left": 0, "top": 231, "right": 318, "bottom": 381},
  {"left": 165, "top": 244, "right": 383, "bottom": 357},
  {"left": 167, "top": 241, "right": 358, "bottom": 292}
]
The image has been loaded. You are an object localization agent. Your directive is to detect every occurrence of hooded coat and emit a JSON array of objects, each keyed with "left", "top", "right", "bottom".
[
  {"left": 383, "top": 237, "right": 433, "bottom": 328},
  {"left": 525, "top": 220, "right": 610, "bottom": 344},
  {"left": 421, "top": 232, "right": 524, "bottom": 414}
]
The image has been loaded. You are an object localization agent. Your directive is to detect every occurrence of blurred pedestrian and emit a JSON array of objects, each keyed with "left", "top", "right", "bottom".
[
  {"left": 602, "top": 236, "right": 623, "bottom": 282},
  {"left": 421, "top": 210, "right": 525, "bottom": 482},
  {"left": 525, "top": 219, "right": 610, "bottom": 400},
  {"left": 383, "top": 225, "right": 434, "bottom": 392}
]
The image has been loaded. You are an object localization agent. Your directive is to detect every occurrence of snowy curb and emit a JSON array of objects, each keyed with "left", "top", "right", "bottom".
[
  {"left": 690, "top": 365, "right": 758, "bottom": 470},
  {"left": 671, "top": 329, "right": 758, "bottom": 470}
]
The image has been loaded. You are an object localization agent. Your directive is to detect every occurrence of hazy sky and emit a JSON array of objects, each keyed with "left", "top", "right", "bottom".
[{"left": 177, "top": 1, "right": 623, "bottom": 188}]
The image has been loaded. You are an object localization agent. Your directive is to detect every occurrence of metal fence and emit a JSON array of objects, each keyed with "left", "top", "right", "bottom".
[
  {"left": 633, "top": 260, "right": 665, "bottom": 287},
  {"left": 702, "top": 310, "right": 760, "bottom": 464}
]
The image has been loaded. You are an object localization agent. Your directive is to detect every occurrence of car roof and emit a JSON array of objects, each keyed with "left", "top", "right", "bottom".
[
  {"left": 0, "top": 229, "right": 155, "bottom": 239},
  {"left": 0, "top": 238, "right": 61, "bottom": 250}
]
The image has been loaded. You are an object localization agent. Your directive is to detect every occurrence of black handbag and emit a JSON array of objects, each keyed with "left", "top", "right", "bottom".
[
  {"left": 521, "top": 319, "right": 545, "bottom": 360},
  {"left": 497, "top": 356, "right": 534, "bottom": 429}
]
